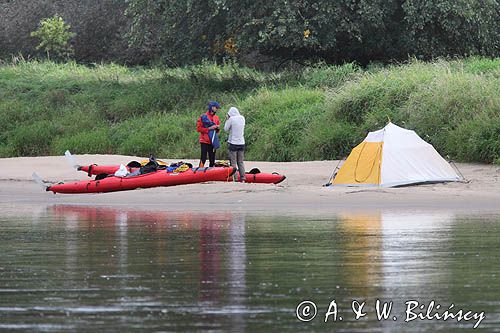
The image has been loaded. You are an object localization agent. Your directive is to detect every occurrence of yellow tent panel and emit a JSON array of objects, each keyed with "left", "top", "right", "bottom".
[{"left": 331, "top": 141, "right": 383, "bottom": 186}]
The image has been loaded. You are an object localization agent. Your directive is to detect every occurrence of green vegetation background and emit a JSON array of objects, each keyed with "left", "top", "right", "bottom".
[{"left": 0, "top": 58, "right": 498, "bottom": 163}]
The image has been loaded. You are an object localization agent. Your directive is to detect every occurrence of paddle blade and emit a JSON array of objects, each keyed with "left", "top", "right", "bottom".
[
  {"left": 64, "top": 150, "right": 80, "bottom": 169},
  {"left": 32, "top": 172, "right": 48, "bottom": 190}
]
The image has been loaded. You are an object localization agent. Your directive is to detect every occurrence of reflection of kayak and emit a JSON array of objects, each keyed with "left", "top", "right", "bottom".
[
  {"left": 78, "top": 164, "right": 286, "bottom": 184},
  {"left": 47, "top": 167, "right": 236, "bottom": 194},
  {"left": 49, "top": 205, "right": 233, "bottom": 229}
]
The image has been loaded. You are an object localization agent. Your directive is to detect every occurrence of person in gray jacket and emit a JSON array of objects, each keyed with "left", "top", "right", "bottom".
[{"left": 224, "top": 107, "right": 246, "bottom": 182}]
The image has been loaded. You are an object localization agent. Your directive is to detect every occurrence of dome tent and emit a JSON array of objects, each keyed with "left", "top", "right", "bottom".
[{"left": 329, "top": 122, "right": 461, "bottom": 187}]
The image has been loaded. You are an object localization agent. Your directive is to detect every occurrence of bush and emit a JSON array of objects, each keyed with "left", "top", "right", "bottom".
[
  {"left": 300, "top": 121, "right": 364, "bottom": 160},
  {"left": 301, "top": 63, "right": 362, "bottom": 89},
  {"left": 111, "top": 113, "right": 198, "bottom": 158},
  {"left": 241, "top": 88, "right": 324, "bottom": 161},
  {"left": 30, "top": 15, "right": 76, "bottom": 60},
  {"left": 51, "top": 128, "right": 114, "bottom": 154},
  {"left": 9, "top": 121, "right": 57, "bottom": 156},
  {"left": 306, "top": 60, "right": 500, "bottom": 162},
  {"left": 445, "top": 115, "right": 500, "bottom": 163}
]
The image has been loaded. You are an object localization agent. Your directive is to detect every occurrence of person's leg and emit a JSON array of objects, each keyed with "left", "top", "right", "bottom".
[
  {"left": 237, "top": 149, "right": 246, "bottom": 182},
  {"left": 228, "top": 149, "right": 238, "bottom": 181},
  {"left": 208, "top": 145, "right": 216, "bottom": 167},
  {"left": 199, "top": 143, "right": 208, "bottom": 167}
]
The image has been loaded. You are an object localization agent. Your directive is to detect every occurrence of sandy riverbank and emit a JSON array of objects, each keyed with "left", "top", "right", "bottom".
[{"left": 0, "top": 154, "right": 498, "bottom": 214}]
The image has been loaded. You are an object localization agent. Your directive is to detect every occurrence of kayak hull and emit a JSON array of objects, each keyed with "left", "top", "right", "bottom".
[
  {"left": 48, "top": 167, "right": 236, "bottom": 194},
  {"left": 228, "top": 173, "right": 286, "bottom": 184}
]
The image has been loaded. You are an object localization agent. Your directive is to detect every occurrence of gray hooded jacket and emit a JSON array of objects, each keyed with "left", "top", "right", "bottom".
[{"left": 224, "top": 107, "right": 245, "bottom": 145}]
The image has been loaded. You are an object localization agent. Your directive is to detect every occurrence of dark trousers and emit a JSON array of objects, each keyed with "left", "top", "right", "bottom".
[
  {"left": 200, "top": 143, "right": 215, "bottom": 167},
  {"left": 228, "top": 144, "right": 245, "bottom": 181}
]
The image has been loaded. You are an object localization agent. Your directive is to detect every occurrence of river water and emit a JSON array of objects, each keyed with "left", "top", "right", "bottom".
[{"left": 0, "top": 204, "right": 499, "bottom": 332}]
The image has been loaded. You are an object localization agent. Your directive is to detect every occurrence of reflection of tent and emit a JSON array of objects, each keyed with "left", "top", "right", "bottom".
[
  {"left": 329, "top": 122, "right": 461, "bottom": 187},
  {"left": 339, "top": 211, "right": 454, "bottom": 297}
]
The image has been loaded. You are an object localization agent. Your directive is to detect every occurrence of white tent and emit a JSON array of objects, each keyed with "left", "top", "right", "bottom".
[{"left": 330, "top": 122, "right": 461, "bottom": 187}]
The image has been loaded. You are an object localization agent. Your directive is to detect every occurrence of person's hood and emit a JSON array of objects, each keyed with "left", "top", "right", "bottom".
[
  {"left": 228, "top": 107, "right": 241, "bottom": 117},
  {"left": 208, "top": 101, "right": 220, "bottom": 110}
]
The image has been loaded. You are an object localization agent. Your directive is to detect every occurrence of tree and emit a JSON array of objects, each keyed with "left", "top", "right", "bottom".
[
  {"left": 125, "top": 0, "right": 401, "bottom": 66},
  {"left": 125, "top": 0, "right": 230, "bottom": 65},
  {"left": 228, "top": 0, "right": 398, "bottom": 64},
  {"left": 125, "top": 0, "right": 499, "bottom": 67},
  {"left": 402, "top": 0, "right": 500, "bottom": 58},
  {"left": 30, "top": 14, "right": 76, "bottom": 60}
]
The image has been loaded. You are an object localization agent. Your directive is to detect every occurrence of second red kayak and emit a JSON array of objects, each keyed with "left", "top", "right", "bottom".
[{"left": 224, "top": 169, "right": 286, "bottom": 184}]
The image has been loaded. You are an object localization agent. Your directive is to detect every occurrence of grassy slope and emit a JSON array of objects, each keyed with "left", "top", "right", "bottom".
[{"left": 0, "top": 58, "right": 498, "bottom": 163}]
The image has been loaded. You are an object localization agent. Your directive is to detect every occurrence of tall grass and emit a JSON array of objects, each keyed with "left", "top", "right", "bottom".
[
  {"left": 0, "top": 58, "right": 498, "bottom": 163},
  {"left": 302, "top": 60, "right": 499, "bottom": 162}
]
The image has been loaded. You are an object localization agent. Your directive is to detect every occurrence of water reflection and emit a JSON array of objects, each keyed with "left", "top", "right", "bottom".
[
  {"left": 380, "top": 212, "right": 454, "bottom": 296},
  {"left": 337, "top": 213, "right": 383, "bottom": 292},
  {"left": 50, "top": 205, "right": 249, "bottom": 331},
  {"left": 0, "top": 204, "right": 498, "bottom": 331}
]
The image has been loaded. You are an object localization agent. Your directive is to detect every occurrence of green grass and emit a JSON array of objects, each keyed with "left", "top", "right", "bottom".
[
  {"left": 303, "top": 60, "right": 500, "bottom": 162},
  {"left": 0, "top": 58, "right": 498, "bottom": 163}
]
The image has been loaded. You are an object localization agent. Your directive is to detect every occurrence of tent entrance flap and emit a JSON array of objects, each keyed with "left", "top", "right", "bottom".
[{"left": 332, "top": 141, "right": 383, "bottom": 185}]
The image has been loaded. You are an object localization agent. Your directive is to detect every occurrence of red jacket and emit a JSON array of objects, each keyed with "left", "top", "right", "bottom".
[{"left": 197, "top": 111, "right": 220, "bottom": 144}]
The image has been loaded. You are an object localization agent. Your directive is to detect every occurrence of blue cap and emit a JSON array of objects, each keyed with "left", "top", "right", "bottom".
[{"left": 208, "top": 101, "right": 220, "bottom": 110}]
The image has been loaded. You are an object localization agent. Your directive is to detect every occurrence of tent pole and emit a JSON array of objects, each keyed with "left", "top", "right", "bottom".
[
  {"left": 325, "top": 158, "right": 344, "bottom": 186},
  {"left": 450, "top": 160, "right": 468, "bottom": 183}
]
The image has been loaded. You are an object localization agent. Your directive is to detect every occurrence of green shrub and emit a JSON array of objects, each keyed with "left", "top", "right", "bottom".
[
  {"left": 314, "top": 60, "right": 499, "bottom": 162},
  {"left": 0, "top": 145, "right": 15, "bottom": 158},
  {"left": 302, "top": 63, "right": 362, "bottom": 89},
  {"left": 402, "top": 71, "right": 499, "bottom": 159},
  {"left": 445, "top": 115, "right": 500, "bottom": 163},
  {"left": 9, "top": 121, "right": 57, "bottom": 156},
  {"left": 300, "top": 120, "right": 364, "bottom": 160},
  {"left": 51, "top": 128, "right": 114, "bottom": 154},
  {"left": 241, "top": 88, "right": 324, "bottom": 161},
  {"left": 460, "top": 57, "right": 500, "bottom": 75},
  {"left": 112, "top": 113, "right": 198, "bottom": 158},
  {"left": 30, "top": 15, "right": 76, "bottom": 60}
]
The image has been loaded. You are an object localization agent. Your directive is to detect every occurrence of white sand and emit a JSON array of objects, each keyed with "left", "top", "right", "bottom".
[{"left": 0, "top": 154, "right": 499, "bottom": 214}]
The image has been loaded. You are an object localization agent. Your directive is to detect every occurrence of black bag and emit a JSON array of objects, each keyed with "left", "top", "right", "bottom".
[{"left": 139, "top": 156, "right": 160, "bottom": 174}]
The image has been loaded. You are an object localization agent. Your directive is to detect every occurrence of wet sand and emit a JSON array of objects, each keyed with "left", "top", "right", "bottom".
[{"left": 0, "top": 154, "right": 499, "bottom": 214}]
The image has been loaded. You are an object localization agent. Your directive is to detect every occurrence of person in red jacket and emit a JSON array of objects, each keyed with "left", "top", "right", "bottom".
[{"left": 197, "top": 101, "right": 221, "bottom": 167}]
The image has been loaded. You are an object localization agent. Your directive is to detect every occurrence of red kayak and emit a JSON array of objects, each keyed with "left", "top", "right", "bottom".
[
  {"left": 224, "top": 169, "right": 286, "bottom": 184},
  {"left": 79, "top": 164, "right": 137, "bottom": 176},
  {"left": 78, "top": 164, "right": 286, "bottom": 184},
  {"left": 47, "top": 167, "right": 236, "bottom": 194}
]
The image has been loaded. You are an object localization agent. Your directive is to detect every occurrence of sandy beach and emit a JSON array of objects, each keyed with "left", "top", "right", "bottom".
[{"left": 0, "top": 154, "right": 499, "bottom": 215}]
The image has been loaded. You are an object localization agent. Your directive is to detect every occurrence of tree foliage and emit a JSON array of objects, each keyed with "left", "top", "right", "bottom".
[
  {"left": 126, "top": 0, "right": 499, "bottom": 66},
  {"left": 125, "top": 0, "right": 230, "bottom": 65},
  {"left": 30, "top": 15, "right": 76, "bottom": 60},
  {"left": 0, "top": 0, "right": 498, "bottom": 65},
  {"left": 402, "top": 0, "right": 500, "bottom": 58}
]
